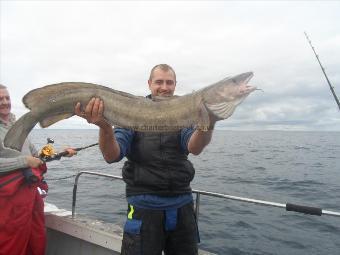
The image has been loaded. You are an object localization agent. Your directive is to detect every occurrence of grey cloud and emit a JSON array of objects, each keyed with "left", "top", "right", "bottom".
[{"left": 1, "top": 1, "right": 340, "bottom": 130}]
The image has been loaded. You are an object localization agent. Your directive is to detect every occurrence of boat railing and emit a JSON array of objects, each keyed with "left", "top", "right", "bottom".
[{"left": 71, "top": 171, "right": 340, "bottom": 220}]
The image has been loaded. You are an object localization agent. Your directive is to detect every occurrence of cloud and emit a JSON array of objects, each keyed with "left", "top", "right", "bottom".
[{"left": 1, "top": 1, "right": 339, "bottom": 130}]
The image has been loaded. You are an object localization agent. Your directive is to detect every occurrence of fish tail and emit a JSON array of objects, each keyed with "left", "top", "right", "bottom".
[{"left": 4, "top": 112, "right": 38, "bottom": 151}]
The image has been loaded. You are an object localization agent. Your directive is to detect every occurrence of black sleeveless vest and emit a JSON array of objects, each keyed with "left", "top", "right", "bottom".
[{"left": 122, "top": 131, "right": 195, "bottom": 196}]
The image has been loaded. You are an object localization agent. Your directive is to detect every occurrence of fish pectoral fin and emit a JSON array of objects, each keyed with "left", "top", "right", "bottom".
[
  {"left": 205, "top": 101, "right": 238, "bottom": 120},
  {"left": 40, "top": 113, "right": 74, "bottom": 128}
]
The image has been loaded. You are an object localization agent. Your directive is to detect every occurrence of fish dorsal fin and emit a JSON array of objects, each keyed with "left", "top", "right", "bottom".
[
  {"left": 40, "top": 113, "right": 74, "bottom": 128},
  {"left": 23, "top": 82, "right": 139, "bottom": 110},
  {"left": 23, "top": 83, "right": 83, "bottom": 110},
  {"left": 152, "top": 95, "right": 179, "bottom": 102}
]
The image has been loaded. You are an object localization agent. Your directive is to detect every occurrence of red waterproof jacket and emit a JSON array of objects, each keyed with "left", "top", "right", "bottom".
[{"left": 0, "top": 164, "right": 47, "bottom": 255}]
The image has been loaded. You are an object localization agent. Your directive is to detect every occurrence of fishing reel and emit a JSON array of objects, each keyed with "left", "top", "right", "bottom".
[{"left": 39, "top": 138, "right": 60, "bottom": 162}]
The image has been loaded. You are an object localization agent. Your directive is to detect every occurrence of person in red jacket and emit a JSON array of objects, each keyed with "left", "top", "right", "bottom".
[{"left": 0, "top": 84, "right": 76, "bottom": 255}]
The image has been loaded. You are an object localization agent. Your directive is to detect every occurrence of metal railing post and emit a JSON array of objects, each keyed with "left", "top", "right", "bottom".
[
  {"left": 195, "top": 193, "right": 201, "bottom": 223},
  {"left": 71, "top": 171, "right": 122, "bottom": 218}
]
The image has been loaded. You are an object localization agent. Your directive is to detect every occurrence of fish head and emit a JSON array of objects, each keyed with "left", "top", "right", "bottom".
[
  {"left": 216, "top": 72, "right": 255, "bottom": 100},
  {"left": 202, "top": 72, "right": 256, "bottom": 120}
]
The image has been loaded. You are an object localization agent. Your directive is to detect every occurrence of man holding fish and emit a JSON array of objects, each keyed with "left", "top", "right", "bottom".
[
  {"left": 75, "top": 64, "right": 255, "bottom": 255},
  {"left": 0, "top": 84, "right": 76, "bottom": 255}
]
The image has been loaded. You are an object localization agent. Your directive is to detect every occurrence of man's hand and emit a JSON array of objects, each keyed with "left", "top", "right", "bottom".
[
  {"left": 63, "top": 148, "right": 77, "bottom": 157},
  {"left": 75, "top": 98, "right": 120, "bottom": 162},
  {"left": 26, "top": 156, "right": 44, "bottom": 168},
  {"left": 75, "top": 98, "right": 111, "bottom": 129}
]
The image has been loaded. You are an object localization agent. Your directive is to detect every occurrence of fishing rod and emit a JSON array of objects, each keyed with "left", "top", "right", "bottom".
[
  {"left": 304, "top": 32, "right": 340, "bottom": 111},
  {"left": 0, "top": 139, "right": 99, "bottom": 189},
  {"left": 40, "top": 138, "right": 98, "bottom": 162}
]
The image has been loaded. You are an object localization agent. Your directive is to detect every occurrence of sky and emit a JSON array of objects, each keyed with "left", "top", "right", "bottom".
[{"left": 1, "top": 0, "right": 340, "bottom": 131}]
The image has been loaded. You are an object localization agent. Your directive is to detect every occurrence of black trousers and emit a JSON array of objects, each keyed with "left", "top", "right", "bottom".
[{"left": 121, "top": 202, "right": 199, "bottom": 255}]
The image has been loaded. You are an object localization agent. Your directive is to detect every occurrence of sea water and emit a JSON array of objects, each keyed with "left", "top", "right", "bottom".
[{"left": 31, "top": 130, "right": 340, "bottom": 255}]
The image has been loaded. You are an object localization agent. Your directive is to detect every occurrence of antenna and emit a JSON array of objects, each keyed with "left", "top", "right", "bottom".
[{"left": 304, "top": 32, "right": 340, "bottom": 111}]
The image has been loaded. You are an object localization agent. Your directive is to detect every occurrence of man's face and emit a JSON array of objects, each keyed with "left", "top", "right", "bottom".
[
  {"left": 0, "top": 88, "right": 11, "bottom": 118},
  {"left": 148, "top": 68, "right": 176, "bottom": 97}
]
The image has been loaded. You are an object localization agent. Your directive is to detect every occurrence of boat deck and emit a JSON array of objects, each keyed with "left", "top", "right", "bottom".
[{"left": 45, "top": 203, "right": 215, "bottom": 255}]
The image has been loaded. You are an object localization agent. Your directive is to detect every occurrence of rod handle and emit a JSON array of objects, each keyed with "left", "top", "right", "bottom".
[
  {"left": 57, "top": 151, "right": 70, "bottom": 157},
  {"left": 286, "top": 203, "right": 322, "bottom": 216}
]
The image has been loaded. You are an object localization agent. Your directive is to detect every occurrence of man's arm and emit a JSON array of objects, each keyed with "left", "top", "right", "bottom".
[
  {"left": 0, "top": 156, "right": 43, "bottom": 174},
  {"left": 98, "top": 122, "right": 121, "bottom": 162},
  {"left": 0, "top": 141, "right": 43, "bottom": 173},
  {"left": 187, "top": 103, "right": 218, "bottom": 155},
  {"left": 75, "top": 98, "right": 121, "bottom": 162},
  {"left": 187, "top": 129, "right": 214, "bottom": 155}
]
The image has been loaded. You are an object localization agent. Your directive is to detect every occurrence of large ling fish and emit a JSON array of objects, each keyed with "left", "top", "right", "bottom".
[{"left": 4, "top": 72, "right": 256, "bottom": 151}]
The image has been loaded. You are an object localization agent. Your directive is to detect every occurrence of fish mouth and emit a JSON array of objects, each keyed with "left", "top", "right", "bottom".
[
  {"left": 233, "top": 72, "right": 254, "bottom": 85},
  {"left": 244, "top": 72, "right": 254, "bottom": 84}
]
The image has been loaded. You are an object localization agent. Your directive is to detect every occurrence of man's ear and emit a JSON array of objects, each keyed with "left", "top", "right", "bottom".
[{"left": 148, "top": 79, "right": 152, "bottom": 88}]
